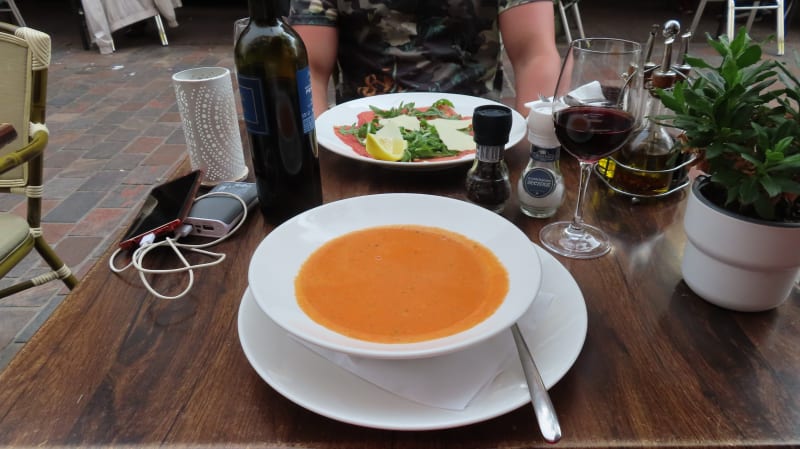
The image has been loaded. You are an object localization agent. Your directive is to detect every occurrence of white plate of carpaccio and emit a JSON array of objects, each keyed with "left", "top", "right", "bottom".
[{"left": 316, "top": 92, "right": 526, "bottom": 170}]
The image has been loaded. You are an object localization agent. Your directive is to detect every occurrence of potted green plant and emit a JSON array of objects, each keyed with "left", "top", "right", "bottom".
[{"left": 655, "top": 29, "right": 800, "bottom": 312}]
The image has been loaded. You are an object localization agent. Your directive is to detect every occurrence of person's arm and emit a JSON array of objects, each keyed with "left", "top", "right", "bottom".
[
  {"left": 294, "top": 24, "right": 339, "bottom": 117},
  {"left": 499, "top": 1, "right": 562, "bottom": 114}
]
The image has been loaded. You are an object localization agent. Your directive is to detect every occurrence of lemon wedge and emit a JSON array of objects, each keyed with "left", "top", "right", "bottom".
[{"left": 365, "top": 133, "right": 407, "bottom": 162}]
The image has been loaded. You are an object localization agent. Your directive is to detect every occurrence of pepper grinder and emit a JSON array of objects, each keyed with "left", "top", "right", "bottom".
[{"left": 465, "top": 105, "right": 512, "bottom": 213}]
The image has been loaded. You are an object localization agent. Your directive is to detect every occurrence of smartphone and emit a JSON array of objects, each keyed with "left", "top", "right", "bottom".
[{"left": 118, "top": 170, "right": 204, "bottom": 250}]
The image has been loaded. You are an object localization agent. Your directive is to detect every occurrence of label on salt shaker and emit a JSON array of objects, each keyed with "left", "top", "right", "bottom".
[
  {"left": 531, "top": 147, "right": 559, "bottom": 163},
  {"left": 522, "top": 168, "right": 557, "bottom": 198}
]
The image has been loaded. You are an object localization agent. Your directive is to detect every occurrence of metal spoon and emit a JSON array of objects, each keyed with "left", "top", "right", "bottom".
[{"left": 511, "top": 323, "right": 562, "bottom": 443}]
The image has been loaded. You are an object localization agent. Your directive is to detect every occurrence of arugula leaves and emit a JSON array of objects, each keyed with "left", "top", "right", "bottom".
[{"left": 337, "top": 98, "right": 470, "bottom": 162}]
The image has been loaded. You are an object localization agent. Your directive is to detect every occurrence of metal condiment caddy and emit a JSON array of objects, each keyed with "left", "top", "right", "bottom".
[{"left": 595, "top": 19, "right": 697, "bottom": 200}]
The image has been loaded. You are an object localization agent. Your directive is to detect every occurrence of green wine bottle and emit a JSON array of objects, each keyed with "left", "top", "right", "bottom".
[{"left": 234, "top": 0, "right": 322, "bottom": 224}]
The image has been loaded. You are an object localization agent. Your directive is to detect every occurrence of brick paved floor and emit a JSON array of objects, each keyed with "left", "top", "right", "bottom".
[{"left": 0, "top": 0, "right": 797, "bottom": 371}]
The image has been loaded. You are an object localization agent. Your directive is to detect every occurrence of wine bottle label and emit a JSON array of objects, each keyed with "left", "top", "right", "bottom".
[
  {"left": 296, "top": 66, "right": 315, "bottom": 134},
  {"left": 238, "top": 69, "right": 315, "bottom": 136},
  {"left": 522, "top": 168, "right": 556, "bottom": 198},
  {"left": 237, "top": 74, "right": 269, "bottom": 135}
]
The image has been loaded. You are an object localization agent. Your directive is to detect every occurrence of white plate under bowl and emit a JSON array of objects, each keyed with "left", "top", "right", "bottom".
[
  {"left": 238, "top": 245, "right": 588, "bottom": 431},
  {"left": 247, "top": 193, "right": 542, "bottom": 360},
  {"left": 316, "top": 92, "right": 526, "bottom": 170}
]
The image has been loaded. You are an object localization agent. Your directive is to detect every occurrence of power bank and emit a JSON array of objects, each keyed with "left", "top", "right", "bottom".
[{"left": 184, "top": 182, "right": 258, "bottom": 238}]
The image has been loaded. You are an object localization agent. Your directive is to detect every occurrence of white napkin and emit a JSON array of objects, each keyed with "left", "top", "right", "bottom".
[
  {"left": 524, "top": 80, "right": 604, "bottom": 110},
  {"left": 566, "top": 80, "right": 604, "bottom": 102},
  {"left": 298, "top": 292, "right": 556, "bottom": 411}
]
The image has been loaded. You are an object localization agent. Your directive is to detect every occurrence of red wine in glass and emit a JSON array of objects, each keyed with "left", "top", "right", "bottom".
[
  {"left": 554, "top": 106, "right": 636, "bottom": 163},
  {"left": 540, "top": 37, "right": 642, "bottom": 260}
]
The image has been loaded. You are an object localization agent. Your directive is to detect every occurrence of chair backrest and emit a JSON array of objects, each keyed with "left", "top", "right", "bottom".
[
  {"left": 0, "top": 30, "right": 31, "bottom": 186},
  {"left": 0, "top": 24, "right": 51, "bottom": 188}
]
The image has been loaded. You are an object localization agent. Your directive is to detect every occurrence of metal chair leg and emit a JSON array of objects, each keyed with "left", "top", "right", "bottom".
[
  {"left": 777, "top": 0, "right": 785, "bottom": 54},
  {"left": 557, "top": 0, "right": 573, "bottom": 43},
  {"left": 154, "top": 14, "right": 168, "bottom": 46},
  {"left": 71, "top": 0, "right": 91, "bottom": 50},
  {"left": 4, "top": 0, "right": 25, "bottom": 27},
  {"left": 571, "top": 2, "right": 586, "bottom": 40},
  {"left": 727, "top": 0, "right": 736, "bottom": 38},
  {"left": 745, "top": 1, "right": 761, "bottom": 29},
  {"left": 689, "top": 0, "right": 711, "bottom": 37}
]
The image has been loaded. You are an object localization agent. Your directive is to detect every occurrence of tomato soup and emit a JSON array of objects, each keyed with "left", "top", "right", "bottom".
[{"left": 294, "top": 225, "right": 509, "bottom": 343}]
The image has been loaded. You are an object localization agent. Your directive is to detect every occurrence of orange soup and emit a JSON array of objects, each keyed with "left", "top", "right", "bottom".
[{"left": 294, "top": 225, "right": 509, "bottom": 343}]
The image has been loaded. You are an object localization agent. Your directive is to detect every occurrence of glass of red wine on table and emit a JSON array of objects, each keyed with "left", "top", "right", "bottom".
[{"left": 539, "top": 38, "right": 642, "bottom": 259}]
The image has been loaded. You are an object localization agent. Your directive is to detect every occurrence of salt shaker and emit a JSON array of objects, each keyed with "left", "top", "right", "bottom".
[
  {"left": 465, "top": 105, "right": 512, "bottom": 213},
  {"left": 518, "top": 101, "right": 564, "bottom": 218}
]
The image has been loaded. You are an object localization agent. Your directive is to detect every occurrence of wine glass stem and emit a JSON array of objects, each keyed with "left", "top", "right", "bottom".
[{"left": 570, "top": 161, "right": 594, "bottom": 232}]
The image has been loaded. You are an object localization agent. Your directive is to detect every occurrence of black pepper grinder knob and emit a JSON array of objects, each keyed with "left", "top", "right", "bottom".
[
  {"left": 473, "top": 105, "right": 513, "bottom": 147},
  {"left": 466, "top": 105, "right": 512, "bottom": 213}
]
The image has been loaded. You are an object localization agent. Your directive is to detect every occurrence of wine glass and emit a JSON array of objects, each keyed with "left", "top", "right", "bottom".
[{"left": 539, "top": 38, "right": 642, "bottom": 259}]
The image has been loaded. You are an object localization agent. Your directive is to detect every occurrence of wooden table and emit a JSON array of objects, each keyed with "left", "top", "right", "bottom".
[{"left": 0, "top": 141, "right": 798, "bottom": 448}]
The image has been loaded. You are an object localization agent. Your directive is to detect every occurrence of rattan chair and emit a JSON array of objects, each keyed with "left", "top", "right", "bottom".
[{"left": 0, "top": 22, "right": 78, "bottom": 298}]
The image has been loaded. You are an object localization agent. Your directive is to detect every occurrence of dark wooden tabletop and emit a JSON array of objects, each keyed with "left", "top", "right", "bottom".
[{"left": 0, "top": 138, "right": 798, "bottom": 448}]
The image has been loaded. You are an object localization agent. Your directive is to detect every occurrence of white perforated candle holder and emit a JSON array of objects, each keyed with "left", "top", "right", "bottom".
[{"left": 173, "top": 67, "right": 248, "bottom": 186}]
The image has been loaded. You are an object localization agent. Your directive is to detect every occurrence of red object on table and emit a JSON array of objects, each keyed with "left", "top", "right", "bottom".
[{"left": 0, "top": 123, "right": 17, "bottom": 149}]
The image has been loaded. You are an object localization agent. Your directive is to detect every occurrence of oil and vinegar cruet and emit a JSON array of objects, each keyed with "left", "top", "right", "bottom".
[{"left": 596, "top": 20, "right": 697, "bottom": 200}]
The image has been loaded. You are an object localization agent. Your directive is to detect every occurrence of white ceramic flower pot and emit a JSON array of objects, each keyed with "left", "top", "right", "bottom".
[{"left": 682, "top": 179, "right": 800, "bottom": 312}]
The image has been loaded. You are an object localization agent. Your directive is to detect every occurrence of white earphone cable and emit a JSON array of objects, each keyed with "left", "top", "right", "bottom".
[{"left": 108, "top": 191, "right": 250, "bottom": 299}]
